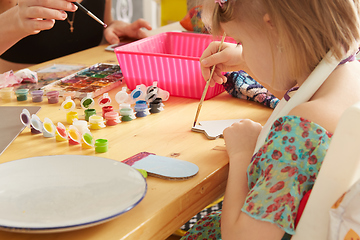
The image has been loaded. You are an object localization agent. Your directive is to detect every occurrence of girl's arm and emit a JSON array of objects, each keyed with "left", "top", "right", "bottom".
[{"left": 221, "top": 120, "right": 285, "bottom": 240}]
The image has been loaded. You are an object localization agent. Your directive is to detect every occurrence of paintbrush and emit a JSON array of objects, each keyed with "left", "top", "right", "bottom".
[
  {"left": 72, "top": 2, "right": 107, "bottom": 28},
  {"left": 193, "top": 33, "right": 226, "bottom": 127}
]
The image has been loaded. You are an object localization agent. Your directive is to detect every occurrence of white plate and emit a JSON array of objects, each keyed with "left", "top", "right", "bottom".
[{"left": 0, "top": 155, "right": 147, "bottom": 233}]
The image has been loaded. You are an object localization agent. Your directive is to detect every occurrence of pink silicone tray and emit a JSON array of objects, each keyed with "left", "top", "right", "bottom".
[{"left": 115, "top": 32, "right": 234, "bottom": 100}]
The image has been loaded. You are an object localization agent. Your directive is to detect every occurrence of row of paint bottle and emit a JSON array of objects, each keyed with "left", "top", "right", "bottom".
[
  {"left": 60, "top": 82, "right": 169, "bottom": 129},
  {"left": 0, "top": 87, "right": 61, "bottom": 104},
  {"left": 20, "top": 109, "right": 109, "bottom": 153}
]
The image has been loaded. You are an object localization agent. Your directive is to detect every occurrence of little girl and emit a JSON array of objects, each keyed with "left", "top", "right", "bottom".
[{"left": 182, "top": 0, "right": 360, "bottom": 239}]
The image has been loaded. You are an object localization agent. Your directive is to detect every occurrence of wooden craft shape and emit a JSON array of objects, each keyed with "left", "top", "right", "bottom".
[
  {"left": 191, "top": 119, "right": 242, "bottom": 140},
  {"left": 122, "top": 152, "right": 199, "bottom": 180}
]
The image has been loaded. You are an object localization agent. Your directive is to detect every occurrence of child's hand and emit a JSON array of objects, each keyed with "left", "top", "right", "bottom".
[
  {"left": 104, "top": 18, "right": 152, "bottom": 45},
  {"left": 223, "top": 119, "right": 262, "bottom": 162},
  {"left": 16, "top": 0, "right": 77, "bottom": 35},
  {"left": 200, "top": 42, "right": 244, "bottom": 87}
]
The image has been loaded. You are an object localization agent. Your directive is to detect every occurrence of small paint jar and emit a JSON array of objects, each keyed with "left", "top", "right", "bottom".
[
  {"left": 15, "top": 89, "right": 29, "bottom": 101},
  {"left": 72, "top": 120, "right": 89, "bottom": 134},
  {"left": 62, "top": 91, "right": 76, "bottom": 101},
  {"left": 42, "top": 118, "right": 55, "bottom": 138},
  {"left": 46, "top": 90, "right": 60, "bottom": 104},
  {"left": 149, "top": 98, "right": 164, "bottom": 114},
  {"left": 55, "top": 122, "right": 68, "bottom": 142},
  {"left": 66, "top": 111, "right": 78, "bottom": 124},
  {"left": 20, "top": 109, "right": 31, "bottom": 128},
  {"left": 68, "top": 126, "right": 81, "bottom": 145},
  {"left": 84, "top": 109, "right": 97, "bottom": 121},
  {"left": 102, "top": 105, "right": 114, "bottom": 118},
  {"left": 115, "top": 87, "right": 129, "bottom": 106},
  {"left": 98, "top": 93, "right": 111, "bottom": 106},
  {"left": 0, "top": 87, "right": 14, "bottom": 101},
  {"left": 89, "top": 115, "right": 105, "bottom": 130},
  {"left": 134, "top": 100, "right": 149, "bottom": 118},
  {"left": 30, "top": 115, "right": 42, "bottom": 134},
  {"left": 82, "top": 132, "right": 94, "bottom": 149},
  {"left": 80, "top": 93, "right": 96, "bottom": 121},
  {"left": 95, "top": 139, "right": 108, "bottom": 153},
  {"left": 120, "top": 108, "right": 135, "bottom": 122},
  {"left": 30, "top": 90, "right": 44, "bottom": 103},
  {"left": 104, "top": 111, "right": 121, "bottom": 126}
]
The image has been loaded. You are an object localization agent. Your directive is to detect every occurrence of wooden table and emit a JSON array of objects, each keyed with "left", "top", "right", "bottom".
[{"left": 0, "top": 26, "right": 273, "bottom": 240}]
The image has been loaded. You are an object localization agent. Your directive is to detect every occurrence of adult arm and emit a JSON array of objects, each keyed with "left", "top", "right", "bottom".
[
  {"left": 103, "top": 0, "right": 152, "bottom": 45},
  {"left": 0, "top": 0, "right": 76, "bottom": 55}
]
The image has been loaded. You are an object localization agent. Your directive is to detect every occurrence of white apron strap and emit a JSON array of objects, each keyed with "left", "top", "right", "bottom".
[{"left": 254, "top": 51, "right": 341, "bottom": 154}]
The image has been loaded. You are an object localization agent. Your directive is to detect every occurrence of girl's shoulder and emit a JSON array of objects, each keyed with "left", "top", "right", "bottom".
[{"left": 289, "top": 61, "right": 360, "bottom": 133}]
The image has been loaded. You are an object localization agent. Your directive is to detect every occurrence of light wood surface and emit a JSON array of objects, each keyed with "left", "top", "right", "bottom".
[{"left": 0, "top": 26, "right": 272, "bottom": 240}]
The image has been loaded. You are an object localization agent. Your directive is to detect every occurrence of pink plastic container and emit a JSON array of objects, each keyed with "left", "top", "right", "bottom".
[{"left": 115, "top": 32, "right": 235, "bottom": 100}]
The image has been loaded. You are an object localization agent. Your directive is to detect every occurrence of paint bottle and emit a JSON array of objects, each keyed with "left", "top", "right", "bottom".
[
  {"left": 81, "top": 132, "right": 94, "bottom": 149},
  {"left": 145, "top": 81, "right": 159, "bottom": 103},
  {"left": 104, "top": 111, "right": 121, "bottom": 126},
  {"left": 84, "top": 109, "right": 97, "bottom": 122},
  {"left": 20, "top": 109, "right": 31, "bottom": 129},
  {"left": 46, "top": 90, "right": 60, "bottom": 104},
  {"left": 68, "top": 125, "right": 81, "bottom": 145},
  {"left": 98, "top": 93, "right": 114, "bottom": 118},
  {"left": 95, "top": 139, "right": 108, "bottom": 153},
  {"left": 102, "top": 105, "right": 114, "bottom": 118},
  {"left": 149, "top": 98, "right": 164, "bottom": 114},
  {"left": 30, "top": 114, "right": 42, "bottom": 134},
  {"left": 115, "top": 87, "right": 130, "bottom": 108},
  {"left": 120, "top": 107, "right": 136, "bottom": 122},
  {"left": 130, "top": 84, "right": 146, "bottom": 104},
  {"left": 55, "top": 122, "right": 68, "bottom": 141},
  {"left": 66, "top": 111, "right": 78, "bottom": 125},
  {"left": 80, "top": 93, "right": 96, "bottom": 121},
  {"left": 0, "top": 87, "right": 14, "bottom": 101},
  {"left": 89, "top": 115, "right": 106, "bottom": 130},
  {"left": 146, "top": 81, "right": 170, "bottom": 102},
  {"left": 30, "top": 90, "right": 44, "bottom": 103},
  {"left": 98, "top": 92, "right": 112, "bottom": 106},
  {"left": 61, "top": 96, "right": 78, "bottom": 124},
  {"left": 134, "top": 100, "right": 150, "bottom": 118},
  {"left": 42, "top": 117, "right": 55, "bottom": 138},
  {"left": 62, "top": 91, "right": 76, "bottom": 101},
  {"left": 72, "top": 119, "right": 89, "bottom": 134},
  {"left": 15, "top": 89, "right": 29, "bottom": 101}
]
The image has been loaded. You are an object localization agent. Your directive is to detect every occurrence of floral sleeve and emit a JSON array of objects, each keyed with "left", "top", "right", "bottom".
[{"left": 241, "top": 116, "right": 332, "bottom": 235}]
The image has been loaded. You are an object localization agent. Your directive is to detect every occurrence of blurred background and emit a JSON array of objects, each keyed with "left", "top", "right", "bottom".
[{"left": 112, "top": 0, "right": 198, "bottom": 29}]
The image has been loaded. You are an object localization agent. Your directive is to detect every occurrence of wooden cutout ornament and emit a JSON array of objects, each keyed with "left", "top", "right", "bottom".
[
  {"left": 122, "top": 152, "right": 199, "bottom": 180},
  {"left": 192, "top": 119, "right": 243, "bottom": 140}
]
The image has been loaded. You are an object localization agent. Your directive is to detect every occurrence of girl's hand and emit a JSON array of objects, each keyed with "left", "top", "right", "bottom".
[
  {"left": 200, "top": 41, "right": 245, "bottom": 87},
  {"left": 223, "top": 119, "right": 262, "bottom": 162},
  {"left": 104, "top": 18, "right": 152, "bottom": 45},
  {"left": 16, "top": 0, "right": 77, "bottom": 35}
]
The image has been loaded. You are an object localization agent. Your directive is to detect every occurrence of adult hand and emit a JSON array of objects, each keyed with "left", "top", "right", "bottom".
[
  {"left": 223, "top": 119, "right": 262, "bottom": 162},
  {"left": 16, "top": 0, "right": 77, "bottom": 35},
  {"left": 200, "top": 41, "right": 244, "bottom": 87},
  {"left": 104, "top": 18, "right": 152, "bottom": 45}
]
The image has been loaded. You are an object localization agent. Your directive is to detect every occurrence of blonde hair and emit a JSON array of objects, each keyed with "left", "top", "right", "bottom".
[{"left": 203, "top": 0, "right": 360, "bottom": 79}]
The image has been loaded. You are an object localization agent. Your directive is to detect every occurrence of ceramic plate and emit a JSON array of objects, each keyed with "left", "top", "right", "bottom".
[{"left": 0, "top": 155, "right": 147, "bottom": 233}]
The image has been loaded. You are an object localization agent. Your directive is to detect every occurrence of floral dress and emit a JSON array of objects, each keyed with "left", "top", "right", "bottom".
[{"left": 181, "top": 115, "right": 333, "bottom": 240}]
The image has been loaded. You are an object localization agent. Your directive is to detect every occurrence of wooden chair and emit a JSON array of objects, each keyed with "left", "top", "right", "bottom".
[{"left": 292, "top": 101, "right": 360, "bottom": 239}]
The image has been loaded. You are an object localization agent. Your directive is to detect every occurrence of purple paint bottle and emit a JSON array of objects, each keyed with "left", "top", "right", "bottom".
[{"left": 30, "top": 90, "right": 44, "bottom": 102}]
